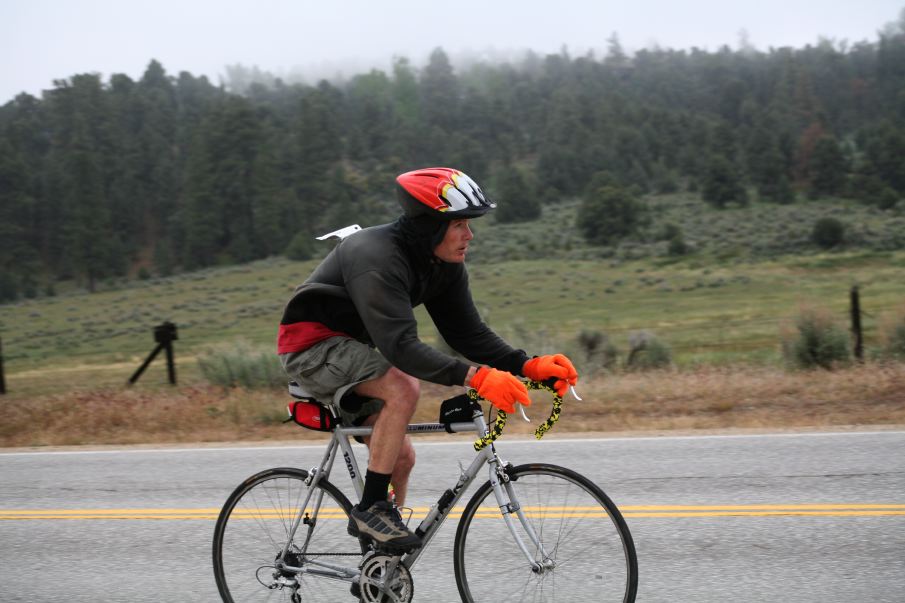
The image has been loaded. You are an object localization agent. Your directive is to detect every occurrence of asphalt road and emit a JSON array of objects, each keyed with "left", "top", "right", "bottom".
[{"left": 1, "top": 430, "right": 903, "bottom": 602}]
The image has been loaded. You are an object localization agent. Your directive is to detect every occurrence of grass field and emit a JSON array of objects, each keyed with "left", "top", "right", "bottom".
[{"left": 2, "top": 248, "right": 903, "bottom": 395}]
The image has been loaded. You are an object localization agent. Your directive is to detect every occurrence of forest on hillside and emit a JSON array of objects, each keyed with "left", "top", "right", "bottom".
[{"left": 1, "top": 19, "right": 905, "bottom": 301}]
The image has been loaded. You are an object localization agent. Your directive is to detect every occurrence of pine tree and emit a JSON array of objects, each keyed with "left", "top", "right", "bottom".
[
  {"left": 0, "top": 140, "right": 37, "bottom": 300},
  {"left": 420, "top": 48, "right": 459, "bottom": 132},
  {"left": 182, "top": 95, "right": 263, "bottom": 266},
  {"left": 808, "top": 136, "right": 849, "bottom": 197},
  {"left": 493, "top": 164, "right": 539, "bottom": 223},
  {"left": 136, "top": 60, "right": 179, "bottom": 251},
  {"left": 44, "top": 74, "right": 123, "bottom": 290},
  {"left": 702, "top": 157, "right": 748, "bottom": 208}
]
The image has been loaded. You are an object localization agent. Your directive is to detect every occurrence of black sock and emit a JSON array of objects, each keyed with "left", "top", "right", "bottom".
[{"left": 359, "top": 470, "right": 392, "bottom": 510}]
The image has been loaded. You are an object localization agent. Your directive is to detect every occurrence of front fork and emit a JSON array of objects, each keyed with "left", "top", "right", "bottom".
[{"left": 486, "top": 455, "right": 554, "bottom": 573}]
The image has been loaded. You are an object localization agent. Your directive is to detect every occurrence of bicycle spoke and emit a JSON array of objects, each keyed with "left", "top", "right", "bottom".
[{"left": 214, "top": 470, "right": 358, "bottom": 602}]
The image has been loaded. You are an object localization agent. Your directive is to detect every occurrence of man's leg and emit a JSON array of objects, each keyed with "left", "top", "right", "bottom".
[
  {"left": 360, "top": 416, "right": 416, "bottom": 507},
  {"left": 346, "top": 366, "right": 422, "bottom": 550},
  {"left": 354, "top": 367, "right": 419, "bottom": 472},
  {"left": 354, "top": 367, "right": 418, "bottom": 505},
  {"left": 281, "top": 339, "right": 419, "bottom": 510}
]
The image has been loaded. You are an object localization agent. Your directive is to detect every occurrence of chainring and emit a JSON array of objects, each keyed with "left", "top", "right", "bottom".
[{"left": 358, "top": 553, "right": 413, "bottom": 603}]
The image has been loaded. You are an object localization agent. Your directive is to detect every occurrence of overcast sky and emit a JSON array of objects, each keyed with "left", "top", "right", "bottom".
[{"left": 1, "top": 0, "right": 903, "bottom": 103}]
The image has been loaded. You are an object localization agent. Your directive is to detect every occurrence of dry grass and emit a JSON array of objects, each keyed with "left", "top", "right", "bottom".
[
  {"left": 0, "top": 386, "right": 295, "bottom": 448},
  {"left": 552, "top": 362, "right": 905, "bottom": 433},
  {"left": 2, "top": 363, "right": 904, "bottom": 449}
]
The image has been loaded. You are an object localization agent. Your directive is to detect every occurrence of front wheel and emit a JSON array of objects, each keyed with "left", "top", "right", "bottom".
[
  {"left": 212, "top": 467, "right": 362, "bottom": 602},
  {"left": 453, "top": 463, "right": 638, "bottom": 602}
]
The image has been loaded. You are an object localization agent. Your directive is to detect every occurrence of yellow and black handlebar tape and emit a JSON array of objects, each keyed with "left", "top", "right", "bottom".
[
  {"left": 471, "top": 380, "right": 563, "bottom": 451},
  {"left": 530, "top": 379, "right": 563, "bottom": 439}
]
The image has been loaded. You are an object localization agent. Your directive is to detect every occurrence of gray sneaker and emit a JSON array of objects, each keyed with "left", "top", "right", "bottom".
[{"left": 347, "top": 500, "right": 421, "bottom": 552}]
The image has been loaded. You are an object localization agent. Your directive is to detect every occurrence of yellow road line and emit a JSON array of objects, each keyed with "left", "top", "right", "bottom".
[
  {"left": 2, "top": 504, "right": 904, "bottom": 521},
  {"left": 623, "top": 511, "right": 905, "bottom": 518},
  {"left": 622, "top": 504, "right": 905, "bottom": 511}
]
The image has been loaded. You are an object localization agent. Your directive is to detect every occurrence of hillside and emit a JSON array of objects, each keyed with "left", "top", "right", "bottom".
[{"left": 2, "top": 194, "right": 904, "bottom": 398}]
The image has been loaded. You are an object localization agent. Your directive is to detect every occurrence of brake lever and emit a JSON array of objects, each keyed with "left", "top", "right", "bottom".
[
  {"left": 570, "top": 385, "right": 583, "bottom": 401},
  {"left": 517, "top": 404, "right": 531, "bottom": 423}
]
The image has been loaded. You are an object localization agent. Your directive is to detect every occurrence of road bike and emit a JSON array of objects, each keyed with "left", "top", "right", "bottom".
[{"left": 212, "top": 380, "right": 638, "bottom": 602}]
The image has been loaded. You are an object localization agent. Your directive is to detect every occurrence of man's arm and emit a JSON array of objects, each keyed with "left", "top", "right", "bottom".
[
  {"left": 346, "top": 268, "right": 473, "bottom": 386},
  {"left": 425, "top": 267, "right": 529, "bottom": 376}
]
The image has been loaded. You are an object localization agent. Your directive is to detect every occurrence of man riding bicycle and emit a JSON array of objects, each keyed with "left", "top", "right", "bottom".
[{"left": 277, "top": 167, "right": 578, "bottom": 553}]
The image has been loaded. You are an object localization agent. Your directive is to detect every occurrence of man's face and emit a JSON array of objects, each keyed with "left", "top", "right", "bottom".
[{"left": 433, "top": 219, "right": 474, "bottom": 263}]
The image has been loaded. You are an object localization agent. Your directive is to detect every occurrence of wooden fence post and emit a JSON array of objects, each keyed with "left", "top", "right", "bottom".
[
  {"left": 0, "top": 337, "right": 6, "bottom": 394},
  {"left": 850, "top": 286, "right": 864, "bottom": 362}
]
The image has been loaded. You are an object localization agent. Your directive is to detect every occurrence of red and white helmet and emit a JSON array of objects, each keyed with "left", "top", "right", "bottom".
[{"left": 396, "top": 168, "right": 496, "bottom": 220}]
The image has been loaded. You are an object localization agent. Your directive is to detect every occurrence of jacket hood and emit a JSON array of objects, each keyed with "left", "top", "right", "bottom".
[{"left": 392, "top": 215, "right": 450, "bottom": 267}]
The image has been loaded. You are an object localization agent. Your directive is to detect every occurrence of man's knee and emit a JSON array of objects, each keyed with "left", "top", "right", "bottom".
[
  {"left": 386, "top": 367, "right": 419, "bottom": 399},
  {"left": 355, "top": 366, "right": 420, "bottom": 420},
  {"left": 378, "top": 368, "right": 420, "bottom": 414}
]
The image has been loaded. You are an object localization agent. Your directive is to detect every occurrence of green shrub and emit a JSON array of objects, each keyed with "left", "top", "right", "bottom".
[
  {"left": 198, "top": 339, "right": 286, "bottom": 388},
  {"left": 577, "top": 185, "right": 645, "bottom": 245},
  {"left": 667, "top": 232, "right": 689, "bottom": 256},
  {"left": 657, "top": 223, "right": 682, "bottom": 241},
  {"left": 284, "top": 232, "right": 315, "bottom": 261},
  {"left": 782, "top": 308, "right": 851, "bottom": 370},
  {"left": 576, "top": 329, "right": 620, "bottom": 374},
  {"left": 812, "top": 217, "right": 845, "bottom": 249},
  {"left": 879, "top": 307, "right": 905, "bottom": 360},
  {"left": 626, "top": 331, "right": 672, "bottom": 370}
]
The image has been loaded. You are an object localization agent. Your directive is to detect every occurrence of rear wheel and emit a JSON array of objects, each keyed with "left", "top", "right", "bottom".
[
  {"left": 213, "top": 467, "right": 363, "bottom": 602},
  {"left": 453, "top": 463, "right": 637, "bottom": 602}
]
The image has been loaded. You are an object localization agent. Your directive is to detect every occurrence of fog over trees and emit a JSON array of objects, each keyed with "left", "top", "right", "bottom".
[{"left": 1, "top": 22, "right": 905, "bottom": 300}]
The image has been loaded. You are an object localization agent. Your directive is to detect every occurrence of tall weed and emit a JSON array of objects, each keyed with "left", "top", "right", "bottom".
[
  {"left": 626, "top": 331, "right": 673, "bottom": 371},
  {"left": 879, "top": 306, "right": 905, "bottom": 360},
  {"left": 781, "top": 307, "right": 851, "bottom": 369},
  {"left": 576, "top": 329, "right": 621, "bottom": 375},
  {"left": 198, "top": 339, "right": 286, "bottom": 388}
]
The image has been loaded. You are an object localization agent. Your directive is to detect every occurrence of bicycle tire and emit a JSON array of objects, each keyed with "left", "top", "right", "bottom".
[
  {"left": 453, "top": 463, "right": 638, "bottom": 602},
  {"left": 213, "top": 467, "right": 362, "bottom": 602}
]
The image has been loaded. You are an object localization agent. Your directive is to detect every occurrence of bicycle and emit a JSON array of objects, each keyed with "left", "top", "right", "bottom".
[{"left": 212, "top": 380, "right": 638, "bottom": 602}]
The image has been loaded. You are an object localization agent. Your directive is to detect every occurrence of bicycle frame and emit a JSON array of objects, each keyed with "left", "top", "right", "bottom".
[{"left": 279, "top": 406, "right": 552, "bottom": 581}]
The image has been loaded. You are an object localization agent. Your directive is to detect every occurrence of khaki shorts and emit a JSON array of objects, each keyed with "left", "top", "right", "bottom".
[{"left": 280, "top": 336, "right": 391, "bottom": 425}]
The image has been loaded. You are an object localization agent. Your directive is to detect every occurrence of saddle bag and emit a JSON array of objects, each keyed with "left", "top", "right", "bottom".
[{"left": 287, "top": 399, "right": 336, "bottom": 432}]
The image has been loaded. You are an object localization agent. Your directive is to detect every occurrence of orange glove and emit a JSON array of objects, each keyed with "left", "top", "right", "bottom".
[
  {"left": 470, "top": 366, "right": 530, "bottom": 414},
  {"left": 523, "top": 354, "right": 579, "bottom": 397}
]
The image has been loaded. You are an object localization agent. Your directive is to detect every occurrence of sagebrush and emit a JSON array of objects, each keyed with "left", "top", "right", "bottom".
[
  {"left": 198, "top": 339, "right": 286, "bottom": 388},
  {"left": 782, "top": 307, "right": 851, "bottom": 369}
]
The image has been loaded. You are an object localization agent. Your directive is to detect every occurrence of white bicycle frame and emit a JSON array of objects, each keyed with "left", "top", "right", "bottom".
[{"left": 278, "top": 405, "right": 551, "bottom": 583}]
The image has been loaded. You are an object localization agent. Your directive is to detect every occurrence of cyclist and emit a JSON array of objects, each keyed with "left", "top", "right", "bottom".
[{"left": 277, "top": 167, "right": 578, "bottom": 552}]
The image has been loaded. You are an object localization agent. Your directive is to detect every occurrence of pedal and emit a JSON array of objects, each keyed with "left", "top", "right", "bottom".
[
  {"left": 374, "top": 544, "right": 412, "bottom": 556},
  {"left": 371, "top": 539, "right": 421, "bottom": 555}
]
